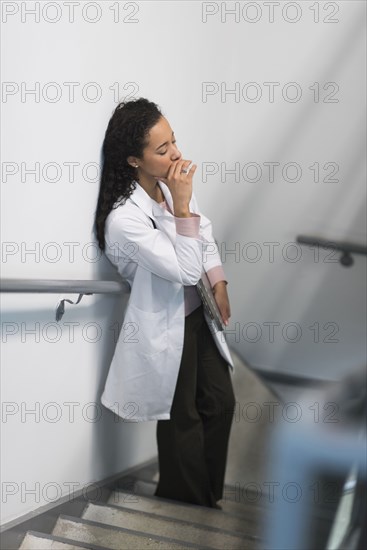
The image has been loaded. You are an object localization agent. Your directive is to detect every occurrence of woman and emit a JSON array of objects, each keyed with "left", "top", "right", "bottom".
[{"left": 94, "top": 97, "right": 236, "bottom": 509}]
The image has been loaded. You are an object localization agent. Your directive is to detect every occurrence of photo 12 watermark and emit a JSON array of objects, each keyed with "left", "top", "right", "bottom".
[
  {"left": 1, "top": 478, "right": 140, "bottom": 504},
  {"left": 202, "top": 240, "right": 343, "bottom": 265},
  {"left": 201, "top": 2, "right": 340, "bottom": 24},
  {"left": 2, "top": 161, "right": 102, "bottom": 184},
  {"left": 202, "top": 81, "right": 340, "bottom": 103},
  {"left": 1, "top": 400, "right": 140, "bottom": 423},
  {"left": 228, "top": 399, "right": 340, "bottom": 425},
  {"left": 201, "top": 161, "right": 340, "bottom": 184},
  {"left": 222, "top": 479, "right": 342, "bottom": 505},
  {"left": 1, "top": 81, "right": 139, "bottom": 103},
  {"left": 1, "top": 1, "right": 140, "bottom": 24},
  {"left": 1, "top": 320, "right": 139, "bottom": 344},
  {"left": 220, "top": 320, "right": 340, "bottom": 345},
  {"left": 1, "top": 240, "right": 139, "bottom": 265}
]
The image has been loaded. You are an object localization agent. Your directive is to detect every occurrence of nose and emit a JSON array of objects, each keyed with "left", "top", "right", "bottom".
[{"left": 171, "top": 144, "right": 181, "bottom": 161}]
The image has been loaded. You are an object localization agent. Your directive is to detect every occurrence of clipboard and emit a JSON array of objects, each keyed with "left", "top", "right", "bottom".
[{"left": 196, "top": 271, "right": 225, "bottom": 332}]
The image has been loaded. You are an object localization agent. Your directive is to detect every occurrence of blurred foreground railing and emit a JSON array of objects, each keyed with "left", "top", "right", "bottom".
[{"left": 264, "top": 384, "right": 366, "bottom": 549}]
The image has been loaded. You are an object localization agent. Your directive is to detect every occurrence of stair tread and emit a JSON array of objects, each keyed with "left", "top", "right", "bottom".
[
  {"left": 81, "top": 502, "right": 259, "bottom": 549},
  {"left": 108, "top": 489, "right": 261, "bottom": 535},
  {"left": 116, "top": 477, "right": 274, "bottom": 517},
  {"left": 19, "top": 530, "right": 107, "bottom": 550},
  {"left": 52, "top": 515, "right": 215, "bottom": 550},
  {"left": 118, "top": 475, "right": 338, "bottom": 520}
]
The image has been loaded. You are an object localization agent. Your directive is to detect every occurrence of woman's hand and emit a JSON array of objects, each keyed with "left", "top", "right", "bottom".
[
  {"left": 213, "top": 281, "right": 231, "bottom": 327},
  {"left": 160, "top": 159, "right": 197, "bottom": 217}
]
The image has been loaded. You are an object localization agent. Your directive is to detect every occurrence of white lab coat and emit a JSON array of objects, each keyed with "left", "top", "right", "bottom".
[{"left": 100, "top": 180, "right": 235, "bottom": 421}]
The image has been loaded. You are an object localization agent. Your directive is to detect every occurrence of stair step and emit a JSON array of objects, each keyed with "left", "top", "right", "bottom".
[
  {"left": 111, "top": 481, "right": 332, "bottom": 546},
  {"left": 220, "top": 489, "right": 276, "bottom": 518},
  {"left": 108, "top": 489, "right": 261, "bottom": 537},
  {"left": 19, "top": 530, "right": 106, "bottom": 550},
  {"left": 52, "top": 515, "right": 209, "bottom": 549},
  {"left": 82, "top": 502, "right": 259, "bottom": 549},
  {"left": 117, "top": 477, "right": 273, "bottom": 519},
  {"left": 116, "top": 477, "right": 157, "bottom": 497}
]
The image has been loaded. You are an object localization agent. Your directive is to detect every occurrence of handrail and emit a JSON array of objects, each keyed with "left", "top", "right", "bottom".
[
  {"left": 0, "top": 278, "right": 130, "bottom": 321},
  {"left": 296, "top": 235, "right": 367, "bottom": 267},
  {"left": 0, "top": 278, "right": 128, "bottom": 294}
]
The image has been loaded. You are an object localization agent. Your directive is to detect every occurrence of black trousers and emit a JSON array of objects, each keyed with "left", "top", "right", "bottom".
[{"left": 154, "top": 304, "right": 236, "bottom": 508}]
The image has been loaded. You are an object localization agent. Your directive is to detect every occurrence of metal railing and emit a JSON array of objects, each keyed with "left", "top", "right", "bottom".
[
  {"left": 1, "top": 234, "right": 366, "bottom": 318},
  {"left": 0, "top": 278, "right": 129, "bottom": 320}
]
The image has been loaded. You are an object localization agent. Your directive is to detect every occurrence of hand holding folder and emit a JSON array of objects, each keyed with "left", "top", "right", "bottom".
[{"left": 196, "top": 272, "right": 227, "bottom": 332}]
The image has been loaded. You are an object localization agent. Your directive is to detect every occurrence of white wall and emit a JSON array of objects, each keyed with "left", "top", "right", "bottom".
[{"left": 1, "top": 0, "right": 366, "bottom": 525}]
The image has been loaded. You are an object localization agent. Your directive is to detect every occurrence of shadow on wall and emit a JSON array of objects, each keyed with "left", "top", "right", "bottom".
[
  {"left": 220, "top": 11, "right": 366, "bottom": 381},
  {"left": 223, "top": 12, "right": 365, "bottom": 245}
]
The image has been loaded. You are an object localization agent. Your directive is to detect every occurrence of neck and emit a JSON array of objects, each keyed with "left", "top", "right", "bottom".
[{"left": 137, "top": 173, "right": 163, "bottom": 201}]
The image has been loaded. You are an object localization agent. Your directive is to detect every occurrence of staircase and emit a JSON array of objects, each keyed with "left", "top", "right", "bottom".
[
  {"left": 18, "top": 467, "right": 265, "bottom": 549},
  {"left": 14, "top": 351, "right": 276, "bottom": 550},
  {"left": 3, "top": 352, "right": 347, "bottom": 549}
]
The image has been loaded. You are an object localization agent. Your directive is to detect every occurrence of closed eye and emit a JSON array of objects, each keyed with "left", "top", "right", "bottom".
[{"left": 159, "top": 139, "right": 177, "bottom": 155}]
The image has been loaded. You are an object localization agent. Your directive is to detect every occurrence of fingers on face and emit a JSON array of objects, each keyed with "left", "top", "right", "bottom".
[
  {"left": 175, "top": 159, "right": 189, "bottom": 177},
  {"left": 166, "top": 159, "right": 194, "bottom": 180}
]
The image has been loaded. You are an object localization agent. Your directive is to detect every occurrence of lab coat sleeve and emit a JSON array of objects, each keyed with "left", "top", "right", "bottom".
[
  {"left": 190, "top": 192, "right": 225, "bottom": 274},
  {"left": 105, "top": 211, "right": 203, "bottom": 286}
]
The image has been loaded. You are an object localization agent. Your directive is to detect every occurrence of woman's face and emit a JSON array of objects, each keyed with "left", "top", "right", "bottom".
[{"left": 129, "top": 116, "right": 182, "bottom": 180}]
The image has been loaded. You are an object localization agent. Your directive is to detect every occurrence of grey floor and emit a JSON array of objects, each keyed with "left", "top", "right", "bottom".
[{"left": 220, "top": 351, "right": 279, "bottom": 488}]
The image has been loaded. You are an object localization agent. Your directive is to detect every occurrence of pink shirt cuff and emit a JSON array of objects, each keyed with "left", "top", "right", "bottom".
[
  {"left": 206, "top": 266, "right": 227, "bottom": 288},
  {"left": 174, "top": 214, "right": 201, "bottom": 238}
]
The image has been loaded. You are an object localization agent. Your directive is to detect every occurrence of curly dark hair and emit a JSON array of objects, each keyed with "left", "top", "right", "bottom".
[{"left": 94, "top": 97, "right": 163, "bottom": 250}]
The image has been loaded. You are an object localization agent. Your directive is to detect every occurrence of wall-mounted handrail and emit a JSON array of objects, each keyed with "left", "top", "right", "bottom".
[
  {"left": 0, "top": 278, "right": 130, "bottom": 321},
  {"left": 0, "top": 278, "right": 129, "bottom": 294},
  {"left": 296, "top": 235, "right": 367, "bottom": 267}
]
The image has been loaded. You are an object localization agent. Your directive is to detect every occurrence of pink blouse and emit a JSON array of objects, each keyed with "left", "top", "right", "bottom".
[{"left": 159, "top": 200, "right": 227, "bottom": 316}]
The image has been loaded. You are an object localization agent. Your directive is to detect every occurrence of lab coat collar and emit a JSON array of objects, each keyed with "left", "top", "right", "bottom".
[{"left": 130, "top": 180, "right": 174, "bottom": 219}]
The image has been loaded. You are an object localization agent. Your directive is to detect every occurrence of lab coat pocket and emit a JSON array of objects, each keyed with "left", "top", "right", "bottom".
[{"left": 126, "top": 303, "right": 168, "bottom": 357}]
